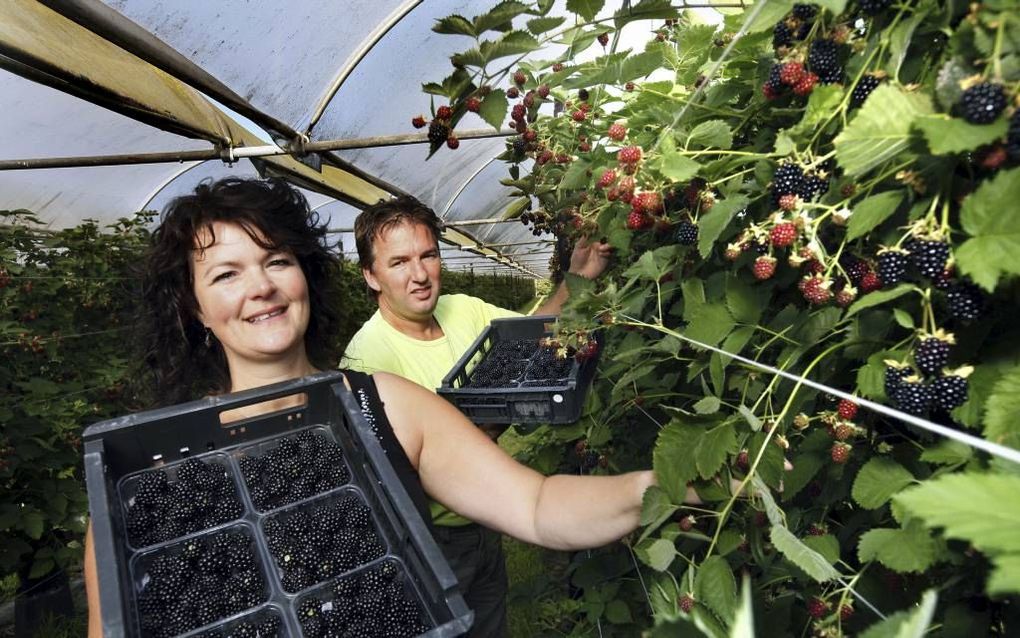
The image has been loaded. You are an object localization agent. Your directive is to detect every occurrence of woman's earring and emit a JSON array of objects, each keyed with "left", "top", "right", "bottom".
[{"left": 204, "top": 327, "right": 213, "bottom": 348}]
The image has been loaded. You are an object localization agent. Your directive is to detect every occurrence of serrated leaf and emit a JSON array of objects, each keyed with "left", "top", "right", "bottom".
[
  {"left": 859, "top": 590, "right": 938, "bottom": 638},
  {"left": 640, "top": 485, "right": 679, "bottom": 527},
  {"left": 478, "top": 89, "right": 508, "bottom": 131},
  {"left": 473, "top": 1, "right": 530, "bottom": 33},
  {"left": 619, "top": 49, "right": 666, "bottom": 83},
  {"left": 698, "top": 195, "right": 749, "bottom": 259},
  {"left": 567, "top": 0, "right": 604, "bottom": 21},
  {"left": 725, "top": 274, "right": 761, "bottom": 325},
  {"left": 483, "top": 30, "right": 542, "bottom": 61},
  {"left": 433, "top": 14, "right": 476, "bottom": 37},
  {"left": 695, "top": 556, "right": 737, "bottom": 622},
  {"left": 28, "top": 558, "right": 55, "bottom": 580},
  {"left": 847, "top": 190, "right": 905, "bottom": 240},
  {"left": 885, "top": 7, "right": 928, "bottom": 80},
  {"left": 696, "top": 420, "right": 738, "bottom": 479},
  {"left": 22, "top": 511, "right": 44, "bottom": 540},
  {"left": 858, "top": 520, "right": 939, "bottom": 573},
  {"left": 527, "top": 16, "right": 565, "bottom": 35},
  {"left": 752, "top": 475, "right": 784, "bottom": 526},
  {"left": 896, "top": 473, "right": 1020, "bottom": 554},
  {"left": 500, "top": 197, "right": 531, "bottom": 221},
  {"left": 956, "top": 168, "right": 1020, "bottom": 291},
  {"left": 686, "top": 121, "right": 732, "bottom": 150},
  {"left": 694, "top": 396, "right": 721, "bottom": 414},
  {"left": 853, "top": 457, "right": 916, "bottom": 509},
  {"left": 920, "top": 439, "right": 974, "bottom": 465},
  {"left": 745, "top": 0, "right": 794, "bottom": 33},
  {"left": 983, "top": 365, "right": 1020, "bottom": 449},
  {"left": 684, "top": 303, "right": 735, "bottom": 347},
  {"left": 844, "top": 284, "right": 916, "bottom": 318},
  {"left": 659, "top": 152, "right": 700, "bottom": 181},
  {"left": 915, "top": 115, "right": 1009, "bottom": 154},
  {"left": 654, "top": 420, "right": 703, "bottom": 502},
  {"left": 988, "top": 554, "right": 1020, "bottom": 595},
  {"left": 834, "top": 85, "right": 934, "bottom": 176},
  {"left": 788, "top": 84, "right": 844, "bottom": 139},
  {"left": 613, "top": 0, "right": 679, "bottom": 28},
  {"left": 640, "top": 537, "right": 678, "bottom": 571},
  {"left": 802, "top": 534, "right": 840, "bottom": 564},
  {"left": 781, "top": 453, "right": 823, "bottom": 501},
  {"left": 771, "top": 525, "right": 841, "bottom": 582},
  {"left": 560, "top": 158, "right": 591, "bottom": 190}
]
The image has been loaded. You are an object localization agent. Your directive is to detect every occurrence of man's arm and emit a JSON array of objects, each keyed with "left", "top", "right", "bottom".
[{"left": 534, "top": 237, "right": 612, "bottom": 317}]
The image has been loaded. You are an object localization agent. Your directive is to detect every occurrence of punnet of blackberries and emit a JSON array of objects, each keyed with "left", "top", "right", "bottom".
[
  {"left": 296, "top": 559, "right": 430, "bottom": 638},
  {"left": 239, "top": 428, "right": 351, "bottom": 512},
  {"left": 465, "top": 338, "right": 578, "bottom": 389},
  {"left": 134, "top": 528, "right": 267, "bottom": 638},
  {"left": 263, "top": 492, "right": 385, "bottom": 593},
  {"left": 124, "top": 456, "right": 244, "bottom": 548}
]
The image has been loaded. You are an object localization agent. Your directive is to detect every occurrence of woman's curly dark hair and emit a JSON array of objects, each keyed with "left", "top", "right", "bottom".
[{"left": 141, "top": 177, "right": 341, "bottom": 404}]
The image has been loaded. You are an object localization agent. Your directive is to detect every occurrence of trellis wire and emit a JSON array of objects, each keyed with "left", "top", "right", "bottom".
[{"left": 0, "top": 326, "right": 131, "bottom": 347}]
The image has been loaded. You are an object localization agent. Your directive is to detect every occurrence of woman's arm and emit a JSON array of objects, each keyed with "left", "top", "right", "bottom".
[
  {"left": 85, "top": 522, "right": 102, "bottom": 638},
  {"left": 374, "top": 372, "right": 656, "bottom": 550}
]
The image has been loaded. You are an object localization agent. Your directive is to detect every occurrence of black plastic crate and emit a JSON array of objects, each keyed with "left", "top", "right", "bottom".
[
  {"left": 438, "top": 316, "right": 600, "bottom": 424},
  {"left": 84, "top": 372, "right": 472, "bottom": 638}
]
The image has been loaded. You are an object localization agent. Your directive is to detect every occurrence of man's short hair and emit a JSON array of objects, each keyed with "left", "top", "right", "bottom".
[{"left": 354, "top": 195, "right": 443, "bottom": 270}]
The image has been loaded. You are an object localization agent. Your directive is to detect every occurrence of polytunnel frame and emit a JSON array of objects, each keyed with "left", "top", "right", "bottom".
[{"left": 0, "top": 0, "right": 749, "bottom": 280}]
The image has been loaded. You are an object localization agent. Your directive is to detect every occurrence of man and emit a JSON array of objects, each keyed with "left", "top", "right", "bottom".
[{"left": 342, "top": 195, "right": 610, "bottom": 637}]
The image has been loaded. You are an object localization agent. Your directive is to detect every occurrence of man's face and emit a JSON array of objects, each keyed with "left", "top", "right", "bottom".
[{"left": 363, "top": 221, "right": 442, "bottom": 323}]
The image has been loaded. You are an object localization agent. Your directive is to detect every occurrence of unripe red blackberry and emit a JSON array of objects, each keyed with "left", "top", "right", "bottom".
[{"left": 411, "top": 115, "right": 427, "bottom": 129}]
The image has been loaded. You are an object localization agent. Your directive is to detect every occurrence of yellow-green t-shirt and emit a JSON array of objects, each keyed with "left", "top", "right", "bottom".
[{"left": 342, "top": 294, "right": 520, "bottom": 525}]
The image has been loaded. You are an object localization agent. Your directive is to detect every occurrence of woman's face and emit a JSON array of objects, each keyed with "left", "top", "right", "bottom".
[{"left": 191, "top": 221, "right": 310, "bottom": 366}]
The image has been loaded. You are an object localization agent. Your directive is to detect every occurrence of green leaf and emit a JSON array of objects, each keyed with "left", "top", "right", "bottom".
[
  {"left": 22, "top": 511, "right": 44, "bottom": 540},
  {"left": 988, "top": 554, "right": 1020, "bottom": 595},
  {"left": 560, "top": 158, "right": 592, "bottom": 190},
  {"left": 698, "top": 195, "right": 749, "bottom": 259},
  {"left": 860, "top": 590, "right": 938, "bottom": 638},
  {"left": 695, "top": 556, "right": 737, "bottom": 622},
  {"left": 605, "top": 599, "right": 633, "bottom": 624},
  {"left": 983, "top": 365, "right": 1020, "bottom": 449},
  {"left": 956, "top": 168, "right": 1020, "bottom": 291},
  {"left": 752, "top": 475, "right": 784, "bottom": 526},
  {"left": 853, "top": 457, "right": 916, "bottom": 509},
  {"left": 893, "top": 308, "right": 914, "bottom": 328},
  {"left": 895, "top": 472, "right": 1020, "bottom": 555},
  {"left": 813, "top": 0, "right": 848, "bottom": 13},
  {"left": 28, "top": 557, "right": 55, "bottom": 580},
  {"left": 432, "top": 14, "right": 476, "bottom": 37},
  {"left": 885, "top": 7, "right": 928, "bottom": 80},
  {"left": 473, "top": 1, "right": 530, "bottom": 33},
  {"left": 788, "top": 84, "right": 844, "bottom": 139},
  {"left": 695, "top": 420, "right": 738, "bottom": 479},
  {"left": 917, "top": 114, "right": 1011, "bottom": 154},
  {"left": 744, "top": 0, "right": 794, "bottom": 33},
  {"left": 844, "top": 284, "right": 916, "bottom": 318},
  {"left": 639, "top": 537, "right": 678, "bottom": 571},
  {"left": 483, "top": 30, "right": 542, "bottom": 61},
  {"left": 725, "top": 274, "right": 761, "bottom": 325},
  {"left": 858, "top": 520, "right": 940, "bottom": 573},
  {"left": 684, "top": 303, "right": 735, "bottom": 347},
  {"left": 920, "top": 439, "right": 974, "bottom": 465},
  {"left": 478, "top": 89, "right": 509, "bottom": 130},
  {"left": 771, "top": 526, "right": 841, "bottom": 582},
  {"left": 500, "top": 197, "right": 530, "bottom": 221},
  {"left": 654, "top": 420, "right": 703, "bottom": 502},
  {"left": 613, "top": 0, "right": 679, "bottom": 28},
  {"left": 782, "top": 453, "right": 824, "bottom": 501},
  {"left": 640, "top": 485, "right": 679, "bottom": 528},
  {"left": 619, "top": 49, "right": 666, "bottom": 83},
  {"left": 847, "top": 190, "right": 905, "bottom": 240},
  {"left": 686, "top": 121, "right": 732, "bottom": 150},
  {"left": 567, "top": 0, "right": 604, "bottom": 21},
  {"left": 526, "top": 16, "right": 566, "bottom": 35},
  {"left": 694, "top": 396, "right": 721, "bottom": 414},
  {"left": 730, "top": 577, "right": 755, "bottom": 638},
  {"left": 834, "top": 84, "right": 934, "bottom": 176},
  {"left": 803, "top": 534, "right": 840, "bottom": 564},
  {"left": 659, "top": 152, "right": 701, "bottom": 182}
]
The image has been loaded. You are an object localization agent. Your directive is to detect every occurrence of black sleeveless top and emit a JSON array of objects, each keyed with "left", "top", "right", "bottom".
[{"left": 342, "top": 369, "right": 433, "bottom": 529}]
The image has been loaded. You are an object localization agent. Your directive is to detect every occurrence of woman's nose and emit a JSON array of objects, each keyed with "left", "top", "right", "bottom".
[{"left": 248, "top": 270, "right": 276, "bottom": 298}]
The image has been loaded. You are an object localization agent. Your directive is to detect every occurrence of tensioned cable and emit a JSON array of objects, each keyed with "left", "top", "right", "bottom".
[
  {"left": 0, "top": 327, "right": 131, "bottom": 347},
  {"left": 620, "top": 315, "right": 1020, "bottom": 465}
]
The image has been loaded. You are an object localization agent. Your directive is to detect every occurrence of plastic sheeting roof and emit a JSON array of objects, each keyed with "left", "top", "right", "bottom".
[{"left": 0, "top": 0, "right": 728, "bottom": 276}]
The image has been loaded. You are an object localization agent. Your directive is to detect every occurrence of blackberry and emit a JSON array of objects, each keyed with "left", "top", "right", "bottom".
[
  {"left": 841, "top": 255, "right": 870, "bottom": 285},
  {"left": 134, "top": 470, "right": 169, "bottom": 505},
  {"left": 427, "top": 121, "right": 450, "bottom": 147},
  {"left": 773, "top": 21, "right": 793, "bottom": 48},
  {"left": 675, "top": 221, "right": 699, "bottom": 246},
  {"left": 933, "top": 374, "right": 968, "bottom": 411},
  {"left": 915, "top": 336, "right": 951, "bottom": 376},
  {"left": 907, "top": 239, "right": 950, "bottom": 279},
  {"left": 808, "top": 39, "right": 840, "bottom": 76},
  {"left": 858, "top": 0, "right": 891, "bottom": 14},
  {"left": 797, "top": 173, "right": 829, "bottom": 201},
  {"left": 947, "top": 281, "right": 986, "bottom": 321},
  {"left": 257, "top": 616, "right": 282, "bottom": 637},
  {"left": 851, "top": 74, "right": 882, "bottom": 107},
  {"left": 772, "top": 162, "right": 805, "bottom": 203},
  {"left": 793, "top": 4, "right": 817, "bottom": 20},
  {"left": 884, "top": 364, "right": 912, "bottom": 398},
  {"left": 1007, "top": 110, "right": 1020, "bottom": 161},
  {"left": 512, "top": 137, "right": 527, "bottom": 157},
  {"left": 766, "top": 63, "right": 785, "bottom": 93},
  {"left": 877, "top": 249, "right": 910, "bottom": 286},
  {"left": 893, "top": 378, "right": 932, "bottom": 415},
  {"left": 959, "top": 82, "right": 1008, "bottom": 125},
  {"left": 281, "top": 567, "right": 312, "bottom": 592}
]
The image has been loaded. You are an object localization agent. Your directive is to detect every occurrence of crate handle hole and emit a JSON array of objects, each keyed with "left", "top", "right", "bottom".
[{"left": 219, "top": 392, "right": 308, "bottom": 426}]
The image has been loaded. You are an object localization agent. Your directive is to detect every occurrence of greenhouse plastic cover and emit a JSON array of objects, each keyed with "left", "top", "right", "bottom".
[{"left": 0, "top": 0, "right": 725, "bottom": 275}]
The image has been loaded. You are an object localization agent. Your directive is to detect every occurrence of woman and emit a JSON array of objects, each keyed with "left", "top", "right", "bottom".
[{"left": 84, "top": 177, "right": 703, "bottom": 636}]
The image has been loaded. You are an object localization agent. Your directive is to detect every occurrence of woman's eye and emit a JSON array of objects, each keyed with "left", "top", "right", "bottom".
[
  {"left": 212, "top": 271, "right": 235, "bottom": 283},
  {"left": 269, "top": 257, "right": 292, "bottom": 267}
]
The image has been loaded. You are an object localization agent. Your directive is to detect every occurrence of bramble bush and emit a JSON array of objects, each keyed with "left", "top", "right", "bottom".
[
  {"left": 422, "top": 0, "right": 1020, "bottom": 635},
  {"left": 0, "top": 209, "right": 533, "bottom": 587}
]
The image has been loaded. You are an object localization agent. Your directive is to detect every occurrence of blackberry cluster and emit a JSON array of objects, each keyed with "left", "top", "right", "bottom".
[
  {"left": 465, "top": 339, "right": 574, "bottom": 389},
  {"left": 298, "top": 560, "right": 429, "bottom": 637},
  {"left": 946, "top": 280, "right": 986, "bottom": 321},
  {"left": 857, "top": 0, "right": 891, "bottom": 15},
  {"left": 193, "top": 612, "right": 281, "bottom": 638},
  {"left": 905, "top": 238, "right": 950, "bottom": 280},
  {"left": 427, "top": 121, "right": 450, "bottom": 148},
  {"left": 773, "top": 5, "right": 815, "bottom": 49},
  {"left": 887, "top": 336, "right": 969, "bottom": 414},
  {"left": 771, "top": 162, "right": 805, "bottom": 206},
  {"left": 808, "top": 39, "right": 843, "bottom": 84},
  {"left": 675, "top": 220, "right": 699, "bottom": 246},
  {"left": 264, "top": 494, "right": 384, "bottom": 593},
  {"left": 135, "top": 530, "right": 266, "bottom": 637},
  {"left": 792, "top": 4, "right": 817, "bottom": 20},
  {"left": 125, "top": 458, "right": 243, "bottom": 547},
  {"left": 959, "top": 82, "right": 1008, "bottom": 125},
  {"left": 877, "top": 249, "right": 909, "bottom": 286},
  {"left": 851, "top": 74, "right": 882, "bottom": 108},
  {"left": 240, "top": 429, "right": 350, "bottom": 512},
  {"left": 1007, "top": 110, "right": 1020, "bottom": 161}
]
